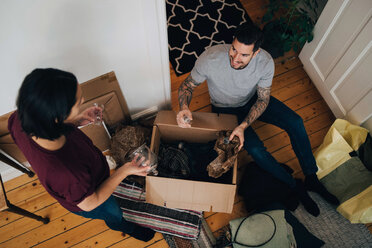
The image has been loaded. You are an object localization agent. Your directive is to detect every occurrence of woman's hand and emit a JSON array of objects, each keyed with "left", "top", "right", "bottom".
[
  {"left": 75, "top": 105, "right": 103, "bottom": 126},
  {"left": 117, "top": 155, "right": 150, "bottom": 177}
]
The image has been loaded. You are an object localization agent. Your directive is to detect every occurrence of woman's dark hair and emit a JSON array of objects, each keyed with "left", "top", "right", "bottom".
[
  {"left": 234, "top": 22, "right": 264, "bottom": 52},
  {"left": 16, "top": 68, "right": 78, "bottom": 140}
]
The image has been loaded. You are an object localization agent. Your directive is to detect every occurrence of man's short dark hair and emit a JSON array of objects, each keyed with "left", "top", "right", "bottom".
[
  {"left": 16, "top": 68, "right": 78, "bottom": 140},
  {"left": 234, "top": 22, "right": 264, "bottom": 52}
]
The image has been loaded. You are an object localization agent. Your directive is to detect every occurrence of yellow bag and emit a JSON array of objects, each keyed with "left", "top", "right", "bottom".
[
  {"left": 314, "top": 119, "right": 368, "bottom": 179},
  {"left": 314, "top": 119, "right": 371, "bottom": 223}
]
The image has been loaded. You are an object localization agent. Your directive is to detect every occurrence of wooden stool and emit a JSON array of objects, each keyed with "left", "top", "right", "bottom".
[{"left": 0, "top": 174, "right": 49, "bottom": 224}]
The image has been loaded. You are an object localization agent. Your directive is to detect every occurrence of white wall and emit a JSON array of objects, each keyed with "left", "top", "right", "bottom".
[
  {"left": 362, "top": 115, "right": 372, "bottom": 133},
  {"left": 0, "top": 0, "right": 170, "bottom": 181}
]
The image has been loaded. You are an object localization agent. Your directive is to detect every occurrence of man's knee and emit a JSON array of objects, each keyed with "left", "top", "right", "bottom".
[
  {"left": 290, "top": 112, "right": 304, "bottom": 126},
  {"left": 244, "top": 144, "right": 267, "bottom": 158}
]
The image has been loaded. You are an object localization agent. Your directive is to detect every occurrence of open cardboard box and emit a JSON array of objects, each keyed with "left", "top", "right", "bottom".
[
  {"left": 78, "top": 71, "right": 131, "bottom": 152},
  {"left": 146, "top": 110, "right": 238, "bottom": 213}
]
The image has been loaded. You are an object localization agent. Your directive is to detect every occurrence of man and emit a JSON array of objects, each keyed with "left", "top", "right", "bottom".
[{"left": 176, "top": 22, "right": 339, "bottom": 216}]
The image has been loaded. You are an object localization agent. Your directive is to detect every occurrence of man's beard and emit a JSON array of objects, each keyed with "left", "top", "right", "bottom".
[{"left": 229, "top": 56, "right": 251, "bottom": 70}]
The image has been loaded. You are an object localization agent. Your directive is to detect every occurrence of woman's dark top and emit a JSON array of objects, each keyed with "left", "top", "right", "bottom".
[{"left": 8, "top": 111, "right": 109, "bottom": 212}]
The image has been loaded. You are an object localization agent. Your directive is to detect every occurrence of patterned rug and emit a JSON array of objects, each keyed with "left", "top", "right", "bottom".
[
  {"left": 293, "top": 192, "right": 372, "bottom": 248},
  {"left": 166, "top": 0, "right": 252, "bottom": 76},
  {"left": 163, "top": 217, "right": 217, "bottom": 248},
  {"left": 113, "top": 180, "right": 203, "bottom": 239}
]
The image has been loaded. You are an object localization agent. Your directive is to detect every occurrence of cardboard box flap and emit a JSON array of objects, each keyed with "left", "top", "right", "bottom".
[
  {"left": 154, "top": 111, "right": 237, "bottom": 130},
  {"left": 157, "top": 125, "right": 220, "bottom": 143},
  {"left": 146, "top": 176, "right": 236, "bottom": 213},
  {"left": 0, "top": 111, "right": 27, "bottom": 163},
  {"left": 79, "top": 123, "right": 111, "bottom": 152},
  {"left": 80, "top": 92, "right": 124, "bottom": 128},
  {"left": 80, "top": 71, "right": 131, "bottom": 125},
  {"left": 0, "top": 111, "right": 13, "bottom": 136}
]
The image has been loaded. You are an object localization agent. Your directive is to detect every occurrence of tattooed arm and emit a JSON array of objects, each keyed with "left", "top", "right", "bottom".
[
  {"left": 242, "top": 86, "right": 271, "bottom": 127},
  {"left": 178, "top": 74, "right": 200, "bottom": 110},
  {"left": 176, "top": 74, "right": 201, "bottom": 127},
  {"left": 229, "top": 86, "right": 271, "bottom": 150}
]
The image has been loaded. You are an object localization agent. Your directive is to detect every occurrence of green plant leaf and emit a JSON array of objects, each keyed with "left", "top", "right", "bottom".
[
  {"left": 298, "top": 7, "right": 307, "bottom": 14},
  {"left": 308, "top": 33, "right": 314, "bottom": 42},
  {"left": 263, "top": 0, "right": 316, "bottom": 50},
  {"left": 299, "top": 36, "right": 306, "bottom": 44},
  {"left": 283, "top": 41, "right": 292, "bottom": 52},
  {"left": 281, "top": 33, "right": 289, "bottom": 40},
  {"left": 314, "top": 0, "right": 319, "bottom": 9}
]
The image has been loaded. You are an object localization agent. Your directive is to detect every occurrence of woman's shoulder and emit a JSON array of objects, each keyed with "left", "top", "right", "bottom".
[{"left": 8, "top": 111, "right": 20, "bottom": 133}]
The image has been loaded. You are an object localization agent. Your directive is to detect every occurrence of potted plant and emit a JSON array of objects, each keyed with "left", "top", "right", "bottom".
[{"left": 261, "top": 0, "right": 320, "bottom": 58}]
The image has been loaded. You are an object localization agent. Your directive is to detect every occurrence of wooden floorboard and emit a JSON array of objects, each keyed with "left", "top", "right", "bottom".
[
  {"left": 3, "top": 173, "right": 36, "bottom": 191},
  {"left": 0, "top": 0, "right": 370, "bottom": 247}
]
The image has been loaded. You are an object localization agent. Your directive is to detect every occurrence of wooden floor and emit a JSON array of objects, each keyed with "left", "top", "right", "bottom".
[{"left": 1, "top": 0, "right": 371, "bottom": 247}]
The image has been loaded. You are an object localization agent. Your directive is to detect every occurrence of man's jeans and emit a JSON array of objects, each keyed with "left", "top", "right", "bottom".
[
  {"left": 72, "top": 195, "right": 134, "bottom": 233},
  {"left": 212, "top": 95, "right": 317, "bottom": 188}
]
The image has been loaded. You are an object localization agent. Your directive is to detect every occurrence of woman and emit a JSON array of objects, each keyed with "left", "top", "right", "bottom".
[{"left": 8, "top": 68, "right": 155, "bottom": 241}]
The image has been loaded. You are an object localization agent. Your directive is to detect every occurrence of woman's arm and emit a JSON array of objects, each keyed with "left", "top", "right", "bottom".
[{"left": 77, "top": 157, "right": 148, "bottom": 211}]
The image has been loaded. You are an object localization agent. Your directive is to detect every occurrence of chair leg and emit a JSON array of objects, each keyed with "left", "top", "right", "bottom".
[
  {"left": 0, "top": 151, "right": 35, "bottom": 177},
  {"left": 6, "top": 200, "right": 49, "bottom": 224}
]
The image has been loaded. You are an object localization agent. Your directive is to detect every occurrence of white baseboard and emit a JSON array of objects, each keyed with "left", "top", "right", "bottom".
[{"left": 131, "top": 106, "right": 159, "bottom": 120}]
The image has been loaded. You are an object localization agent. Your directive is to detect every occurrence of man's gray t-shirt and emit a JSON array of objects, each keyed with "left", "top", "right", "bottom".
[{"left": 190, "top": 44, "right": 274, "bottom": 108}]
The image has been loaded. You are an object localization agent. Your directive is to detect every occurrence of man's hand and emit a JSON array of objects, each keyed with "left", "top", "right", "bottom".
[
  {"left": 230, "top": 86, "right": 271, "bottom": 150},
  {"left": 75, "top": 105, "right": 103, "bottom": 126},
  {"left": 177, "top": 74, "right": 201, "bottom": 128},
  {"left": 229, "top": 123, "right": 248, "bottom": 151},
  {"left": 176, "top": 108, "right": 193, "bottom": 128}
]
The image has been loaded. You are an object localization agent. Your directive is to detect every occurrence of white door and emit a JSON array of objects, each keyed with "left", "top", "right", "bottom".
[{"left": 299, "top": 0, "right": 372, "bottom": 125}]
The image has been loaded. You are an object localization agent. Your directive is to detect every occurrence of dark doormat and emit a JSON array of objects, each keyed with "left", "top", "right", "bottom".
[{"left": 166, "top": 0, "right": 252, "bottom": 76}]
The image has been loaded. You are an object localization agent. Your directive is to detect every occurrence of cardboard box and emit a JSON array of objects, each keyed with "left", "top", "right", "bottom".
[
  {"left": 146, "top": 110, "right": 238, "bottom": 213},
  {"left": 78, "top": 71, "right": 131, "bottom": 152},
  {"left": 79, "top": 122, "right": 111, "bottom": 152},
  {"left": 79, "top": 71, "right": 131, "bottom": 127},
  {"left": 0, "top": 111, "right": 27, "bottom": 163}
]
